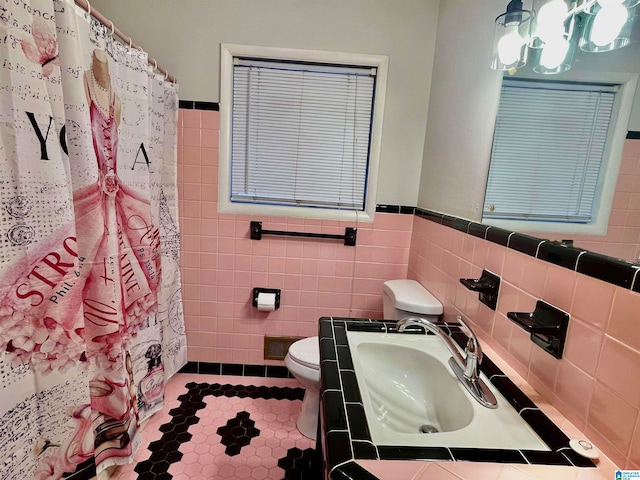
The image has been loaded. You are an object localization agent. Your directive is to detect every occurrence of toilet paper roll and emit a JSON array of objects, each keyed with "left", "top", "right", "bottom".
[{"left": 256, "top": 292, "right": 277, "bottom": 311}]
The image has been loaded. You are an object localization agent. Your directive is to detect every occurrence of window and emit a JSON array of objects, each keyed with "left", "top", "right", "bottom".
[
  {"left": 219, "top": 44, "right": 388, "bottom": 221},
  {"left": 483, "top": 77, "right": 632, "bottom": 235}
]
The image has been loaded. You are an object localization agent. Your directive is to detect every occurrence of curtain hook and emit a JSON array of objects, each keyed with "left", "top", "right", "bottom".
[
  {"left": 152, "top": 59, "right": 157, "bottom": 71},
  {"left": 109, "top": 21, "right": 115, "bottom": 37},
  {"left": 128, "top": 36, "right": 132, "bottom": 53},
  {"left": 85, "top": 0, "right": 91, "bottom": 17},
  {"left": 164, "top": 70, "right": 169, "bottom": 81}
]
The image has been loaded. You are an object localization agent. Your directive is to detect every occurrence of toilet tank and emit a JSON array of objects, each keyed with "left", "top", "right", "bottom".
[{"left": 382, "top": 279, "right": 443, "bottom": 321}]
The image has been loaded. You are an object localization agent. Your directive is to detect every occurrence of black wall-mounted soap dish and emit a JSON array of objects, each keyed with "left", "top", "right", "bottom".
[
  {"left": 460, "top": 269, "right": 501, "bottom": 310},
  {"left": 507, "top": 300, "right": 569, "bottom": 359}
]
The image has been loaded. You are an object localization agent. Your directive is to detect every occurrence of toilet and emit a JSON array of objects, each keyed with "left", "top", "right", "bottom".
[
  {"left": 382, "top": 279, "right": 443, "bottom": 322},
  {"left": 284, "top": 279, "right": 443, "bottom": 440},
  {"left": 284, "top": 336, "right": 320, "bottom": 439}
]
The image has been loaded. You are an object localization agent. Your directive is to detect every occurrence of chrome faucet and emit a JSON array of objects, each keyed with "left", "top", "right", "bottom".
[{"left": 396, "top": 315, "right": 497, "bottom": 408}]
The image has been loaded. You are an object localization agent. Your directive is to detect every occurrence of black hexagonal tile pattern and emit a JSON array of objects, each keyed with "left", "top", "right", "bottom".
[
  {"left": 277, "top": 447, "right": 322, "bottom": 480},
  {"left": 216, "top": 411, "right": 261, "bottom": 456},
  {"left": 133, "top": 381, "right": 308, "bottom": 479}
]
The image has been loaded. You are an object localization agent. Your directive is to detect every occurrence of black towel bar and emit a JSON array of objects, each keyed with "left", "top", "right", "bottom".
[{"left": 250, "top": 221, "right": 357, "bottom": 246}]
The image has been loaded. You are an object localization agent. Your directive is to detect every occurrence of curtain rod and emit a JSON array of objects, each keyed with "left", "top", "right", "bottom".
[{"left": 73, "top": 0, "right": 177, "bottom": 84}]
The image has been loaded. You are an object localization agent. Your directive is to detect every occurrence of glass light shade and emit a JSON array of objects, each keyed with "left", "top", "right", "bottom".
[
  {"left": 491, "top": 9, "right": 533, "bottom": 70},
  {"left": 532, "top": 32, "right": 576, "bottom": 73},
  {"left": 583, "top": 0, "right": 640, "bottom": 14},
  {"left": 530, "top": 0, "right": 570, "bottom": 48},
  {"left": 579, "top": 3, "right": 635, "bottom": 51}
]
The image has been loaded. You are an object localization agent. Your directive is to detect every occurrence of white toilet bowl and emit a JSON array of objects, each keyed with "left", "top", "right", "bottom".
[{"left": 284, "top": 336, "right": 320, "bottom": 440}]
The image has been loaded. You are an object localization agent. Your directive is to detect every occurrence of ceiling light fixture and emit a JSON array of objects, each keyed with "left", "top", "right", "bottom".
[{"left": 491, "top": 0, "right": 638, "bottom": 74}]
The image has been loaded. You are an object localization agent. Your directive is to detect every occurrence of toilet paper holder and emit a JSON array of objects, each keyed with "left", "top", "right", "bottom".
[{"left": 252, "top": 288, "right": 281, "bottom": 310}]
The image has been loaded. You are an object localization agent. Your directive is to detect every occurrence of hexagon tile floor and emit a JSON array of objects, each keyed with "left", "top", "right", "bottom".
[{"left": 110, "top": 373, "right": 321, "bottom": 480}]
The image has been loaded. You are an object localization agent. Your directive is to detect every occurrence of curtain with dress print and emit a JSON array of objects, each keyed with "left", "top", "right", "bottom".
[{"left": 0, "top": 0, "right": 186, "bottom": 478}]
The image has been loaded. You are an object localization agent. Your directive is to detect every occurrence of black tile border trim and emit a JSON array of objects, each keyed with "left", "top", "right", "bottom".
[
  {"left": 627, "top": 131, "right": 640, "bottom": 139},
  {"left": 353, "top": 203, "right": 639, "bottom": 292},
  {"left": 178, "top": 361, "right": 294, "bottom": 378},
  {"left": 178, "top": 100, "right": 219, "bottom": 110},
  {"left": 411, "top": 207, "right": 640, "bottom": 293},
  {"left": 319, "top": 317, "right": 596, "bottom": 480}
]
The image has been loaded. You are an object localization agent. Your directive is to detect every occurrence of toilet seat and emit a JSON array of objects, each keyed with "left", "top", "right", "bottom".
[{"left": 287, "top": 337, "right": 319, "bottom": 370}]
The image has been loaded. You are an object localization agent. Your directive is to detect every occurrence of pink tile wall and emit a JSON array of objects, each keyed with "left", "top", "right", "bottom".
[
  {"left": 177, "top": 108, "right": 412, "bottom": 366},
  {"left": 534, "top": 138, "right": 640, "bottom": 262},
  {"left": 408, "top": 215, "right": 640, "bottom": 469}
]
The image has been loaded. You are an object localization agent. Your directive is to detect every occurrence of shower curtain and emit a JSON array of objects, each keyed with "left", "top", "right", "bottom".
[{"left": 0, "top": 1, "right": 186, "bottom": 478}]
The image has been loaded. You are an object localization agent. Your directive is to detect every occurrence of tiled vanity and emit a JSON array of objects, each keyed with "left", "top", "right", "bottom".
[{"left": 318, "top": 316, "right": 608, "bottom": 480}]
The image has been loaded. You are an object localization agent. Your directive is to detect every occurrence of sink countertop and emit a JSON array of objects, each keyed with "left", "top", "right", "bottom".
[{"left": 318, "top": 317, "right": 614, "bottom": 480}]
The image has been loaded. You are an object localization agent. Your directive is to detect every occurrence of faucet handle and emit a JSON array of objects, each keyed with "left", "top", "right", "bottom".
[{"left": 456, "top": 316, "right": 482, "bottom": 364}]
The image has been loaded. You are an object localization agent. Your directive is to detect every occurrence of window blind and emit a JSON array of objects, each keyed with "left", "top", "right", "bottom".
[
  {"left": 484, "top": 79, "right": 617, "bottom": 223},
  {"left": 230, "top": 59, "right": 376, "bottom": 211}
]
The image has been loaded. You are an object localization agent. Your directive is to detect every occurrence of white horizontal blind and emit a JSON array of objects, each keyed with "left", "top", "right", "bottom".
[
  {"left": 484, "top": 79, "right": 617, "bottom": 223},
  {"left": 231, "top": 59, "right": 376, "bottom": 210}
]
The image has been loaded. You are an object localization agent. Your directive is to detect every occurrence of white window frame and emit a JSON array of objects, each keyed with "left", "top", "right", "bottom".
[
  {"left": 482, "top": 74, "right": 637, "bottom": 236},
  {"left": 219, "top": 43, "right": 388, "bottom": 222}
]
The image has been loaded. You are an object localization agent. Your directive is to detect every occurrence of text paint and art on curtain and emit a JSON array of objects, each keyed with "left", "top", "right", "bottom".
[{"left": 0, "top": 0, "right": 185, "bottom": 479}]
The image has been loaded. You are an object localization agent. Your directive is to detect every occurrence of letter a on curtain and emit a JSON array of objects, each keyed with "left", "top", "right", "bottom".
[{"left": 0, "top": 1, "right": 186, "bottom": 478}]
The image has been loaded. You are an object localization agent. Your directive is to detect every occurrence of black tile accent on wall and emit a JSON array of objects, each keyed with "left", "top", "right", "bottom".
[
  {"left": 441, "top": 215, "right": 456, "bottom": 228},
  {"left": 375, "top": 204, "right": 400, "bottom": 213},
  {"left": 485, "top": 226, "right": 511, "bottom": 246},
  {"left": 414, "top": 207, "right": 640, "bottom": 293},
  {"left": 221, "top": 363, "right": 243, "bottom": 376},
  {"left": 200, "top": 362, "right": 221, "bottom": 375},
  {"left": 452, "top": 218, "right": 471, "bottom": 233},
  {"left": 634, "top": 270, "right": 640, "bottom": 293},
  {"left": 266, "top": 365, "right": 291, "bottom": 378},
  {"left": 508, "top": 233, "right": 544, "bottom": 257},
  {"left": 627, "top": 131, "right": 640, "bottom": 139},
  {"left": 468, "top": 222, "right": 490, "bottom": 239},
  {"left": 399, "top": 205, "right": 416, "bottom": 215},
  {"left": 178, "top": 362, "right": 295, "bottom": 378},
  {"left": 536, "top": 242, "right": 584, "bottom": 270},
  {"left": 179, "top": 100, "right": 219, "bottom": 110},
  {"left": 178, "top": 361, "right": 198, "bottom": 374},
  {"left": 243, "top": 364, "right": 266, "bottom": 377},
  {"left": 194, "top": 101, "right": 219, "bottom": 111},
  {"left": 576, "top": 252, "right": 637, "bottom": 288}
]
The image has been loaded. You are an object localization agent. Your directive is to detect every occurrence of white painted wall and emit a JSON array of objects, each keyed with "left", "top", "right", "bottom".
[{"left": 90, "top": 0, "right": 441, "bottom": 208}]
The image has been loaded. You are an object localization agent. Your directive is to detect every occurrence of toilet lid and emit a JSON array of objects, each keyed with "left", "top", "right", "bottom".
[{"left": 288, "top": 337, "right": 320, "bottom": 370}]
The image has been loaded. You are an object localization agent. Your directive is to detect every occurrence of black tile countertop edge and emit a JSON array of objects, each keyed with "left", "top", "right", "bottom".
[
  {"left": 414, "top": 208, "right": 640, "bottom": 293},
  {"left": 319, "top": 317, "right": 596, "bottom": 480}
]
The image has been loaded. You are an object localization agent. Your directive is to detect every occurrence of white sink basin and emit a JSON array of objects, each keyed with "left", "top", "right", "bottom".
[{"left": 347, "top": 331, "right": 550, "bottom": 450}]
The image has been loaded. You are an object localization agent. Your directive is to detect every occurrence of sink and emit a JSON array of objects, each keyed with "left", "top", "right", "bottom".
[{"left": 347, "top": 330, "right": 550, "bottom": 450}]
